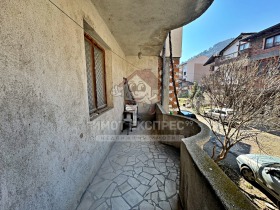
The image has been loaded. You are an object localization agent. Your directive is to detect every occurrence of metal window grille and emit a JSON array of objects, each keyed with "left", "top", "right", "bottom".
[{"left": 84, "top": 35, "right": 107, "bottom": 114}]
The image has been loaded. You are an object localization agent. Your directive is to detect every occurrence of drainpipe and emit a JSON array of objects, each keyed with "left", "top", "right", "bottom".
[{"left": 161, "top": 42, "right": 166, "bottom": 105}]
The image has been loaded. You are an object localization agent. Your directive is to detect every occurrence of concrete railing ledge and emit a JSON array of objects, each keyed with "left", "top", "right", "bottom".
[{"left": 155, "top": 103, "right": 256, "bottom": 210}]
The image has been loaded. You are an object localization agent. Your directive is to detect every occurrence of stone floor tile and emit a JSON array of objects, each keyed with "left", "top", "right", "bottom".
[
  {"left": 155, "top": 175, "right": 165, "bottom": 184},
  {"left": 159, "top": 154, "right": 167, "bottom": 158},
  {"left": 102, "top": 183, "right": 117, "bottom": 198},
  {"left": 119, "top": 182, "right": 132, "bottom": 194},
  {"left": 156, "top": 180, "right": 164, "bottom": 188},
  {"left": 166, "top": 162, "right": 174, "bottom": 167},
  {"left": 145, "top": 183, "right": 158, "bottom": 196},
  {"left": 127, "top": 177, "right": 141, "bottom": 188},
  {"left": 147, "top": 160, "right": 155, "bottom": 167},
  {"left": 169, "top": 194, "right": 179, "bottom": 210},
  {"left": 136, "top": 175, "right": 150, "bottom": 185},
  {"left": 139, "top": 201, "right": 154, "bottom": 210},
  {"left": 128, "top": 156, "right": 136, "bottom": 162},
  {"left": 154, "top": 158, "right": 166, "bottom": 163},
  {"left": 136, "top": 184, "right": 150, "bottom": 196},
  {"left": 159, "top": 201, "right": 172, "bottom": 210},
  {"left": 123, "top": 165, "right": 133, "bottom": 171},
  {"left": 143, "top": 167, "right": 160, "bottom": 175},
  {"left": 149, "top": 177, "right": 158, "bottom": 186},
  {"left": 137, "top": 154, "right": 149, "bottom": 163},
  {"left": 147, "top": 154, "right": 154, "bottom": 159},
  {"left": 123, "top": 189, "right": 143, "bottom": 207},
  {"left": 155, "top": 162, "right": 167, "bottom": 173},
  {"left": 134, "top": 167, "right": 142, "bottom": 174},
  {"left": 112, "top": 188, "right": 122, "bottom": 197},
  {"left": 113, "top": 175, "right": 128, "bottom": 186},
  {"left": 91, "top": 201, "right": 108, "bottom": 210},
  {"left": 134, "top": 161, "right": 145, "bottom": 167},
  {"left": 159, "top": 191, "right": 166, "bottom": 201},
  {"left": 111, "top": 197, "right": 130, "bottom": 210},
  {"left": 164, "top": 179, "right": 176, "bottom": 198},
  {"left": 151, "top": 192, "right": 159, "bottom": 204},
  {"left": 168, "top": 173, "right": 177, "bottom": 182},
  {"left": 140, "top": 172, "right": 153, "bottom": 180},
  {"left": 123, "top": 171, "right": 133, "bottom": 177}
]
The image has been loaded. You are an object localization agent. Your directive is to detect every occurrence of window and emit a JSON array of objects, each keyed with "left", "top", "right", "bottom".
[
  {"left": 84, "top": 34, "right": 107, "bottom": 115},
  {"left": 265, "top": 34, "right": 280, "bottom": 49},
  {"left": 239, "top": 43, "right": 249, "bottom": 51}
]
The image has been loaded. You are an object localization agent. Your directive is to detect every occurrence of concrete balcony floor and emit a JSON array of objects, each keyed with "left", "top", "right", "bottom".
[{"left": 77, "top": 126, "right": 180, "bottom": 210}]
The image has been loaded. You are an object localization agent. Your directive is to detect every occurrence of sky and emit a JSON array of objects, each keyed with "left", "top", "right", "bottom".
[{"left": 181, "top": 0, "right": 280, "bottom": 63}]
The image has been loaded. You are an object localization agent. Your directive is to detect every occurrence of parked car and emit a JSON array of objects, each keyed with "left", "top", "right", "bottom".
[
  {"left": 204, "top": 108, "right": 234, "bottom": 122},
  {"left": 236, "top": 154, "right": 280, "bottom": 201},
  {"left": 179, "top": 110, "right": 197, "bottom": 119}
]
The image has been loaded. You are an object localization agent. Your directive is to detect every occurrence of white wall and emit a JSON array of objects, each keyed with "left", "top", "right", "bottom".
[
  {"left": 181, "top": 56, "right": 209, "bottom": 84},
  {"left": 163, "top": 27, "right": 183, "bottom": 58},
  {"left": 223, "top": 42, "right": 239, "bottom": 56}
]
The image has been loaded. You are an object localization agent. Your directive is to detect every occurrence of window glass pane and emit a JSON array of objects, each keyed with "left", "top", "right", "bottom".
[
  {"left": 85, "top": 39, "right": 96, "bottom": 113},
  {"left": 275, "top": 35, "right": 280, "bottom": 45},
  {"left": 265, "top": 37, "right": 273, "bottom": 48},
  {"left": 245, "top": 43, "right": 249, "bottom": 49},
  {"left": 94, "top": 46, "right": 106, "bottom": 108}
]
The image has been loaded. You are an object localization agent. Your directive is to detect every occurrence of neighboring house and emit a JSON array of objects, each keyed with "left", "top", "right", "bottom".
[
  {"left": 0, "top": 0, "right": 213, "bottom": 209},
  {"left": 205, "top": 23, "right": 280, "bottom": 70},
  {"left": 204, "top": 33, "right": 255, "bottom": 70},
  {"left": 241, "top": 23, "right": 280, "bottom": 62},
  {"left": 180, "top": 56, "right": 210, "bottom": 84}
]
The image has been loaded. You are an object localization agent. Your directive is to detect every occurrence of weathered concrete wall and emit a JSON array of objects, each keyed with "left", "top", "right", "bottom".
[
  {"left": 155, "top": 104, "right": 200, "bottom": 148},
  {"left": 0, "top": 0, "right": 150, "bottom": 209},
  {"left": 155, "top": 104, "right": 256, "bottom": 210}
]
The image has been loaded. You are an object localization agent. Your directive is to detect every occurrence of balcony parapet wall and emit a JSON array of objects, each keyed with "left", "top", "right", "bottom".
[{"left": 155, "top": 103, "right": 256, "bottom": 210}]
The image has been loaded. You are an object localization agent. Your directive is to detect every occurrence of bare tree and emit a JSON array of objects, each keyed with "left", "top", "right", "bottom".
[{"left": 201, "top": 56, "right": 280, "bottom": 163}]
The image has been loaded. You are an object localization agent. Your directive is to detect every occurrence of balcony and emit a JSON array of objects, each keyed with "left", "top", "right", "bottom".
[
  {"left": 215, "top": 49, "right": 251, "bottom": 66},
  {"left": 76, "top": 104, "right": 255, "bottom": 210}
]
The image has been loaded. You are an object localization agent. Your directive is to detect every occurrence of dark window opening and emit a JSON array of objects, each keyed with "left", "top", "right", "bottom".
[{"left": 265, "top": 34, "right": 280, "bottom": 49}]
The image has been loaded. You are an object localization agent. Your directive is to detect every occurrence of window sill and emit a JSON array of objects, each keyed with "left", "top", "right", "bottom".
[{"left": 89, "top": 107, "right": 113, "bottom": 121}]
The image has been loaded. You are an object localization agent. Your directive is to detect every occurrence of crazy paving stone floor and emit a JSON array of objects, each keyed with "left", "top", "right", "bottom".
[{"left": 77, "top": 128, "right": 180, "bottom": 210}]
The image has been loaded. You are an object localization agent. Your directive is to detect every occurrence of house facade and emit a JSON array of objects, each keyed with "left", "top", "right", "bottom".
[
  {"left": 204, "top": 33, "right": 255, "bottom": 70},
  {"left": 0, "top": 0, "right": 214, "bottom": 209},
  {"left": 204, "top": 23, "right": 280, "bottom": 70},
  {"left": 180, "top": 56, "right": 210, "bottom": 84},
  {"left": 241, "top": 23, "right": 280, "bottom": 62}
]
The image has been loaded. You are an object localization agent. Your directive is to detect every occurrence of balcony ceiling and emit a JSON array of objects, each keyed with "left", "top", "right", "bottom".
[{"left": 91, "top": 0, "right": 213, "bottom": 56}]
